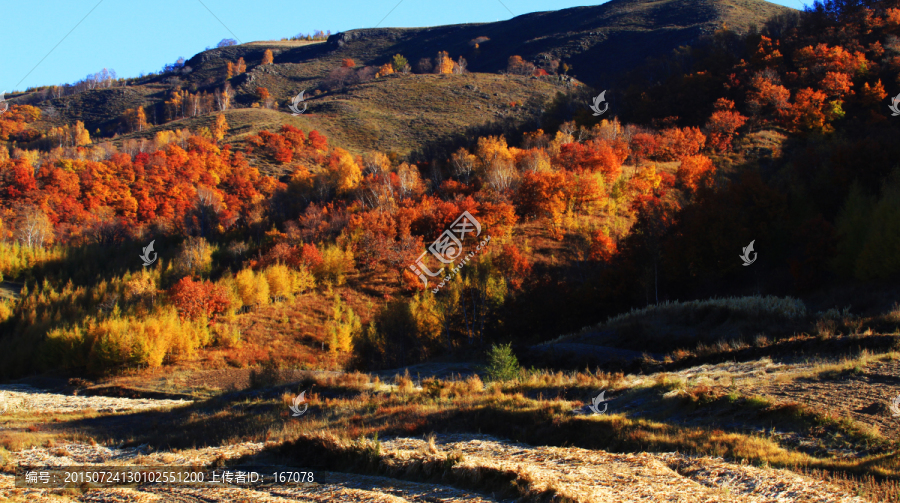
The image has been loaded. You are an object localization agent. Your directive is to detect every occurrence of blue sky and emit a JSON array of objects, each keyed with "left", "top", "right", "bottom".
[{"left": 1, "top": 0, "right": 810, "bottom": 92}]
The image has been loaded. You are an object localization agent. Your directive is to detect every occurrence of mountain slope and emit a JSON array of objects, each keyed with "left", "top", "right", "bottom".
[
  {"left": 314, "top": 0, "right": 794, "bottom": 86},
  {"left": 30, "top": 0, "right": 794, "bottom": 156}
]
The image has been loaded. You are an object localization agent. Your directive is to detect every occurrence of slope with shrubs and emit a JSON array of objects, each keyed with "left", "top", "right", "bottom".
[{"left": 3, "top": 0, "right": 900, "bottom": 382}]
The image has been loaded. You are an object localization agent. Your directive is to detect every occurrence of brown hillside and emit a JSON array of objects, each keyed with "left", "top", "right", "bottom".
[{"left": 26, "top": 0, "right": 793, "bottom": 156}]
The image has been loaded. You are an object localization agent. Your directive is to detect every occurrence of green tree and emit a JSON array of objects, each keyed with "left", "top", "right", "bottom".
[
  {"left": 484, "top": 343, "right": 519, "bottom": 382},
  {"left": 392, "top": 54, "right": 409, "bottom": 72}
]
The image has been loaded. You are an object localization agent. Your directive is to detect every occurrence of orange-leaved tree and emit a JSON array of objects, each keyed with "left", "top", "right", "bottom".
[
  {"left": 676, "top": 154, "right": 716, "bottom": 193},
  {"left": 494, "top": 243, "right": 532, "bottom": 290},
  {"left": 435, "top": 51, "right": 454, "bottom": 74},
  {"left": 168, "top": 277, "right": 231, "bottom": 322},
  {"left": 705, "top": 99, "right": 746, "bottom": 152},
  {"left": 589, "top": 230, "right": 617, "bottom": 263},
  {"left": 376, "top": 63, "right": 394, "bottom": 78}
]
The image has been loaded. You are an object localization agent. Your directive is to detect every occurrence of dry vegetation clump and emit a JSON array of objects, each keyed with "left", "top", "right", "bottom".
[
  {"left": 314, "top": 371, "right": 379, "bottom": 392},
  {"left": 277, "top": 431, "right": 564, "bottom": 501},
  {"left": 882, "top": 303, "right": 900, "bottom": 326},
  {"left": 424, "top": 374, "right": 486, "bottom": 400},
  {"left": 249, "top": 357, "right": 287, "bottom": 388},
  {"left": 393, "top": 370, "right": 416, "bottom": 394},
  {"left": 511, "top": 368, "right": 626, "bottom": 397}
]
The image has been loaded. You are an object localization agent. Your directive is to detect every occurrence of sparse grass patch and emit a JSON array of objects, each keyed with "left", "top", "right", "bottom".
[
  {"left": 394, "top": 370, "right": 415, "bottom": 394},
  {"left": 654, "top": 373, "right": 687, "bottom": 392},
  {"left": 745, "top": 395, "right": 772, "bottom": 409}
]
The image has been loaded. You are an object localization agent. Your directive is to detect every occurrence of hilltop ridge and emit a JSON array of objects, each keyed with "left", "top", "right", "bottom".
[{"left": 25, "top": 0, "right": 794, "bottom": 155}]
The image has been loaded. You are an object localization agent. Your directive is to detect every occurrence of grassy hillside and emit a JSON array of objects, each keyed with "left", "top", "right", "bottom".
[
  {"left": 22, "top": 0, "right": 793, "bottom": 156},
  {"left": 109, "top": 72, "right": 565, "bottom": 160}
]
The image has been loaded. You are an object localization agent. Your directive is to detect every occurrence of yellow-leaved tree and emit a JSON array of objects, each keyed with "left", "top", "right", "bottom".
[
  {"left": 176, "top": 236, "right": 214, "bottom": 277},
  {"left": 235, "top": 268, "right": 270, "bottom": 310},
  {"left": 435, "top": 51, "right": 454, "bottom": 74},
  {"left": 265, "top": 264, "right": 293, "bottom": 302},
  {"left": 315, "top": 244, "right": 355, "bottom": 286},
  {"left": 155, "top": 130, "right": 179, "bottom": 148},
  {"left": 264, "top": 264, "right": 315, "bottom": 302},
  {"left": 123, "top": 107, "right": 147, "bottom": 133},
  {"left": 376, "top": 63, "right": 394, "bottom": 78},
  {"left": 326, "top": 293, "right": 360, "bottom": 354},
  {"left": 475, "top": 135, "right": 517, "bottom": 191},
  {"left": 74, "top": 121, "right": 91, "bottom": 146},
  {"left": 213, "top": 114, "right": 229, "bottom": 142},
  {"left": 328, "top": 148, "right": 362, "bottom": 195}
]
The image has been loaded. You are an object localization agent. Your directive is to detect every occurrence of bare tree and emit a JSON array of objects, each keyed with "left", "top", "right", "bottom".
[
  {"left": 396, "top": 163, "right": 420, "bottom": 199},
  {"left": 485, "top": 160, "right": 517, "bottom": 192},
  {"left": 416, "top": 58, "right": 433, "bottom": 74},
  {"left": 323, "top": 67, "right": 359, "bottom": 91},
  {"left": 454, "top": 56, "right": 468, "bottom": 74},
  {"left": 15, "top": 206, "right": 54, "bottom": 248},
  {"left": 86, "top": 207, "right": 126, "bottom": 245},
  {"left": 216, "top": 83, "right": 234, "bottom": 111},
  {"left": 451, "top": 147, "right": 477, "bottom": 184},
  {"left": 362, "top": 151, "right": 390, "bottom": 176}
]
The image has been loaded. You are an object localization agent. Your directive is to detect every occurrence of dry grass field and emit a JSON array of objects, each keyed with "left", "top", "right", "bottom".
[{"left": 4, "top": 323, "right": 900, "bottom": 502}]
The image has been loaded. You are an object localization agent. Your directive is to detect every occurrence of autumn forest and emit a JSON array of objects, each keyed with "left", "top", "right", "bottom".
[{"left": 1, "top": 0, "right": 900, "bottom": 381}]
